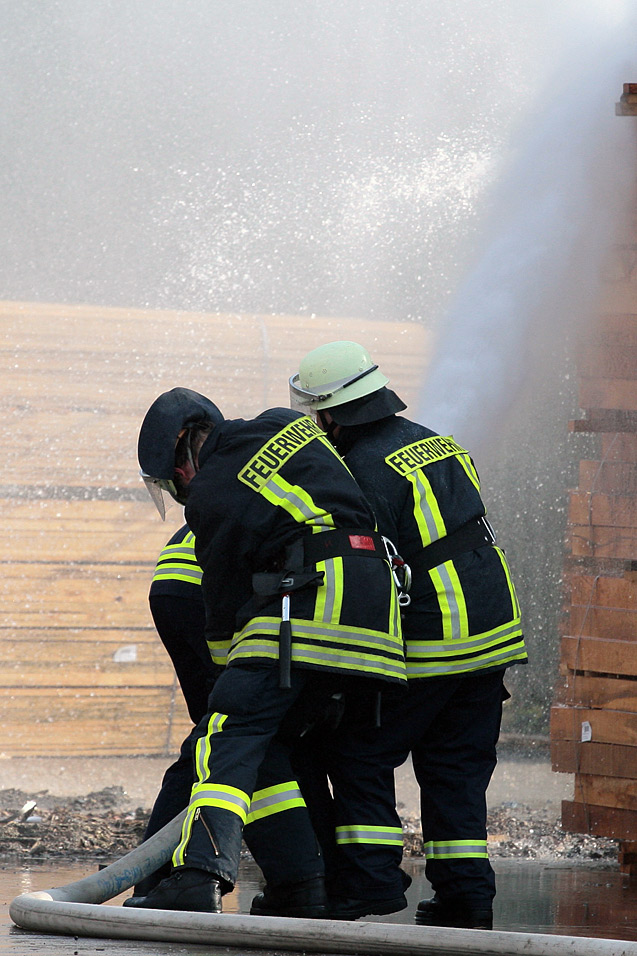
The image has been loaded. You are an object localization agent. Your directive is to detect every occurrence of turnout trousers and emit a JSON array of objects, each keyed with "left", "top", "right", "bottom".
[
  {"left": 172, "top": 659, "right": 345, "bottom": 891},
  {"left": 309, "top": 669, "right": 507, "bottom": 904}
]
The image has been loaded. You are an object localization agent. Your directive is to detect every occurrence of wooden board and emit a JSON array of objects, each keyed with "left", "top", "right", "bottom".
[
  {"left": 560, "top": 635, "right": 637, "bottom": 672},
  {"left": 0, "top": 685, "right": 192, "bottom": 757},
  {"left": 578, "top": 460, "right": 637, "bottom": 496},
  {"left": 554, "top": 674, "right": 637, "bottom": 713},
  {"left": 567, "top": 604, "right": 637, "bottom": 641},
  {"left": 564, "top": 572, "right": 637, "bottom": 610},
  {"left": 551, "top": 704, "right": 637, "bottom": 747},
  {"left": 578, "top": 377, "right": 637, "bottom": 411},
  {"left": 568, "top": 523, "right": 637, "bottom": 559},
  {"left": 569, "top": 491, "right": 637, "bottom": 529},
  {"left": 561, "top": 799, "right": 637, "bottom": 841},
  {"left": 552, "top": 740, "right": 637, "bottom": 779},
  {"left": 601, "top": 433, "right": 637, "bottom": 462},
  {"left": 573, "top": 773, "right": 637, "bottom": 811}
]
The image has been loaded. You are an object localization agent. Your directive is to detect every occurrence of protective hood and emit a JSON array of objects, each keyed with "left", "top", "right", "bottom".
[
  {"left": 328, "top": 386, "right": 406, "bottom": 426},
  {"left": 137, "top": 387, "right": 224, "bottom": 479}
]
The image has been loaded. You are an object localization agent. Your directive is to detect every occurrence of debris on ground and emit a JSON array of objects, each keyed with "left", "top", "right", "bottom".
[{"left": 0, "top": 787, "right": 618, "bottom": 866}]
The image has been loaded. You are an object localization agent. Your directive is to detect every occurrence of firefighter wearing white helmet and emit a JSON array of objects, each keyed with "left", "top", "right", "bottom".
[{"left": 282, "top": 341, "right": 527, "bottom": 926}]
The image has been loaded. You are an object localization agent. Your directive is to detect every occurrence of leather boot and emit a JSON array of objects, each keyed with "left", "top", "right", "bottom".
[
  {"left": 250, "top": 876, "right": 328, "bottom": 918},
  {"left": 329, "top": 893, "right": 408, "bottom": 920},
  {"left": 122, "top": 867, "right": 222, "bottom": 913},
  {"left": 415, "top": 895, "right": 493, "bottom": 929}
]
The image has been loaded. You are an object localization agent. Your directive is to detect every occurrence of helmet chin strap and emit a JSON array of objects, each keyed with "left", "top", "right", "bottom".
[{"left": 317, "top": 410, "right": 340, "bottom": 446}]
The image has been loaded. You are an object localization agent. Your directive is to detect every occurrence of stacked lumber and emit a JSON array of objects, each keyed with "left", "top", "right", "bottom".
[
  {"left": 551, "top": 311, "right": 637, "bottom": 869},
  {"left": 0, "top": 301, "right": 428, "bottom": 757}
]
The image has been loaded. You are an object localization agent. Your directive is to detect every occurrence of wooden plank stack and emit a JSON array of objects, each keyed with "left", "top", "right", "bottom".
[
  {"left": 0, "top": 301, "right": 428, "bottom": 757},
  {"left": 550, "top": 290, "right": 637, "bottom": 869}
]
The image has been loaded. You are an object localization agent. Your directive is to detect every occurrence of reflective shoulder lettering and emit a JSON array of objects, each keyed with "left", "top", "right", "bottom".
[
  {"left": 385, "top": 436, "right": 468, "bottom": 476},
  {"left": 238, "top": 416, "right": 323, "bottom": 490}
]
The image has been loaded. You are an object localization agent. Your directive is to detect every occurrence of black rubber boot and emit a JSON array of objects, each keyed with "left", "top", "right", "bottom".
[
  {"left": 415, "top": 896, "right": 493, "bottom": 929},
  {"left": 122, "top": 867, "right": 223, "bottom": 913},
  {"left": 329, "top": 893, "right": 408, "bottom": 920},
  {"left": 250, "top": 876, "right": 328, "bottom": 918}
]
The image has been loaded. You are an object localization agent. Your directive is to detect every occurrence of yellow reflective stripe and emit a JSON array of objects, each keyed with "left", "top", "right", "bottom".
[
  {"left": 233, "top": 616, "right": 403, "bottom": 652},
  {"left": 173, "top": 785, "right": 252, "bottom": 866},
  {"left": 428, "top": 561, "right": 468, "bottom": 642},
  {"left": 407, "top": 471, "right": 446, "bottom": 547},
  {"left": 152, "top": 566, "right": 203, "bottom": 586},
  {"left": 405, "top": 623, "right": 526, "bottom": 677},
  {"left": 424, "top": 839, "right": 488, "bottom": 860},
  {"left": 336, "top": 825, "right": 404, "bottom": 846},
  {"left": 189, "top": 784, "right": 250, "bottom": 820},
  {"left": 495, "top": 546, "right": 521, "bottom": 618},
  {"left": 173, "top": 803, "right": 198, "bottom": 867},
  {"left": 206, "top": 640, "right": 229, "bottom": 666},
  {"left": 260, "top": 474, "right": 335, "bottom": 529},
  {"left": 407, "top": 617, "right": 524, "bottom": 657},
  {"left": 245, "top": 781, "right": 306, "bottom": 825},
  {"left": 389, "top": 562, "right": 401, "bottom": 637},
  {"left": 153, "top": 537, "right": 202, "bottom": 585},
  {"left": 194, "top": 712, "right": 227, "bottom": 782},
  {"left": 314, "top": 556, "right": 344, "bottom": 623},
  {"left": 455, "top": 452, "right": 481, "bottom": 491}
]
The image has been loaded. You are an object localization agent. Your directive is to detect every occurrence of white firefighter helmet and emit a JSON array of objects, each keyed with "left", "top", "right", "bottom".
[{"left": 289, "top": 341, "right": 389, "bottom": 413}]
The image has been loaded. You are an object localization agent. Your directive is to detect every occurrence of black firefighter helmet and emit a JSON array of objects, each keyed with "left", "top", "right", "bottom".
[{"left": 138, "top": 387, "right": 224, "bottom": 518}]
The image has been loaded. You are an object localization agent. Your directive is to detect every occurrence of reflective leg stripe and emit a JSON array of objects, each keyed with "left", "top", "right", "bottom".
[
  {"left": 424, "top": 839, "right": 489, "bottom": 860},
  {"left": 429, "top": 560, "right": 468, "bottom": 642},
  {"left": 189, "top": 784, "right": 251, "bottom": 820},
  {"left": 194, "top": 712, "right": 227, "bottom": 783},
  {"left": 335, "top": 825, "right": 404, "bottom": 846},
  {"left": 245, "top": 780, "right": 307, "bottom": 825},
  {"left": 172, "top": 785, "right": 252, "bottom": 866}
]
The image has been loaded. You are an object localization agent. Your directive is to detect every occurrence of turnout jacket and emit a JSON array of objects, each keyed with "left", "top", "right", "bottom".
[
  {"left": 336, "top": 415, "right": 526, "bottom": 679},
  {"left": 184, "top": 408, "right": 405, "bottom": 686}
]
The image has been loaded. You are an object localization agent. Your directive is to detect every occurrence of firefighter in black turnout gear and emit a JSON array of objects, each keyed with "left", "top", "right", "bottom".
[
  {"left": 288, "top": 342, "right": 527, "bottom": 928},
  {"left": 126, "top": 524, "right": 344, "bottom": 908},
  {"left": 134, "top": 387, "right": 406, "bottom": 914}
]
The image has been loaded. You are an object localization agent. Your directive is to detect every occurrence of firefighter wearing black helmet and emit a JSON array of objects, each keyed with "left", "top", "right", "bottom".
[
  {"left": 133, "top": 388, "right": 406, "bottom": 914},
  {"left": 288, "top": 342, "right": 527, "bottom": 928}
]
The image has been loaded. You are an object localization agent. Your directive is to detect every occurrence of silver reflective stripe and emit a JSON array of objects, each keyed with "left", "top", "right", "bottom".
[
  {"left": 336, "top": 826, "right": 403, "bottom": 845},
  {"left": 320, "top": 558, "right": 337, "bottom": 622},
  {"left": 230, "top": 642, "right": 405, "bottom": 676},
  {"left": 424, "top": 840, "right": 488, "bottom": 859},
  {"left": 407, "top": 621, "right": 523, "bottom": 657},
  {"left": 407, "top": 646, "right": 526, "bottom": 677},
  {"left": 413, "top": 470, "right": 441, "bottom": 544},
  {"left": 153, "top": 567, "right": 203, "bottom": 584},
  {"left": 434, "top": 562, "right": 462, "bottom": 641},
  {"left": 235, "top": 618, "right": 401, "bottom": 650},
  {"left": 264, "top": 477, "right": 332, "bottom": 526},
  {"left": 191, "top": 786, "right": 251, "bottom": 818},
  {"left": 248, "top": 786, "right": 303, "bottom": 816}
]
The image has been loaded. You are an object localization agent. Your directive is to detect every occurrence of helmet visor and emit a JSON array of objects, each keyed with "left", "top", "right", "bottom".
[
  {"left": 140, "top": 471, "right": 180, "bottom": 520},
  {"left": 289, "top": 364, "right": 379, "bottom": 412}
]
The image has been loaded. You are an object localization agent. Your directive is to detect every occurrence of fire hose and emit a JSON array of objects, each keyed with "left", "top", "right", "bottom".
[{"left": 9, "top": 810, "right": 637, "bottom": 956}]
